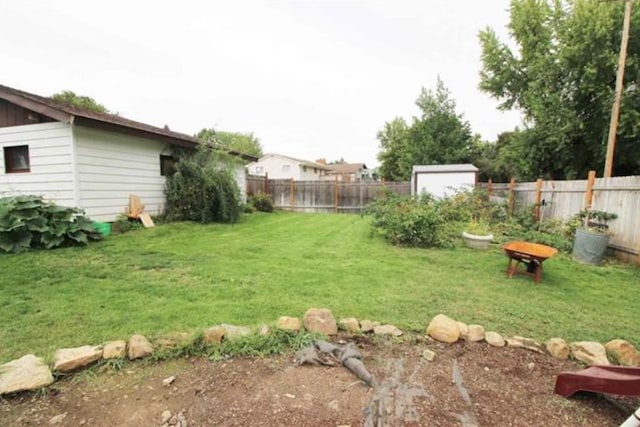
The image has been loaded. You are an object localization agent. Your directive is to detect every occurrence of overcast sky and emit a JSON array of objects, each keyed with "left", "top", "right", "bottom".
[{"left": 1, "top": 0, "right": 522, "bottom": 167}]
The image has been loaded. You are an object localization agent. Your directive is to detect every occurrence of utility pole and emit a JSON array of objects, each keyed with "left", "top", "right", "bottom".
[{"left": 604, "top": 0, "right": 633, "bottom": 178}]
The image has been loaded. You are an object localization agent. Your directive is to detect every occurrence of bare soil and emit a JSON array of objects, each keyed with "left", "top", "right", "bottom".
[{"left": 2, "top": 336, "right": 637, "bottom": 426}]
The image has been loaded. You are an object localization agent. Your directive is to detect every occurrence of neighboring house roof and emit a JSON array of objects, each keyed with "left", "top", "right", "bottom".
[
  {"left": 412, "top": 164, "right": 478, "bottom": 173},
  {"left": 252, "top": 153, "right": 333, "bottom": 170},
  {"left": 327, "top": 163, "right": 368, "bottom": 174},
  {"left": 0, "top": 84, "right": 257, "bottom": 162}
]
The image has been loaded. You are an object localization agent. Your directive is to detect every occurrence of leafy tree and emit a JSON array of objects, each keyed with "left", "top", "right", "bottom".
[
  {"left": 376, "top": 117, "right": 411, "bottom": 181},
  {"left": 479, "top": 0, "right": 640, "bottom": 179},
  {"left": 197, "top": 128, "right": 263, "bottom": 158},
  {"left": 51, "top": 90, "right": 109, "bottom": 114},
  {"left": 377, "top": 79, "right": 476, "bottom": 181},
  {"left": 164, "top": 145, "right": 242, "bottom": 224}
]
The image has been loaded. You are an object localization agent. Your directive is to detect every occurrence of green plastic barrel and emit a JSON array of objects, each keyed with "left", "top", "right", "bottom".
[{"left": 93, "top": 222, "right": 112, "bottom": 237}]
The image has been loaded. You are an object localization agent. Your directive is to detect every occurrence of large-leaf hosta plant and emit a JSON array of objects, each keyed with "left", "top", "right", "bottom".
[{"left": 0, "top": 195, "right": 102, "bottom": 253}]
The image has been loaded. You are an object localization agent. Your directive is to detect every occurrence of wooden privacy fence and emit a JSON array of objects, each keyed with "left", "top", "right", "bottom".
[
  {"left": 482, "top": 174, "right": 640, "bottom": 263},
  {"left": 246, "top": 175, "right": 411, "bottom": 213}
]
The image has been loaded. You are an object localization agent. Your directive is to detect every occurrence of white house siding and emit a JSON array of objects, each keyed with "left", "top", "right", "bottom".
[
  {"left": 0, "top": 122, "right": 76, "bottom": 206},
  {"left": 74, "top": 126, "right": 171, "bottom": 222},
  {"left": 248, "top": 155, "right": 327, "bottom": 180}
]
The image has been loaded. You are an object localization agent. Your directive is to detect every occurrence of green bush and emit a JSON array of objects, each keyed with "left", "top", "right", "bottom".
[
  {"left": 365, "top": 192, "right": 449, "bottom": 247},
  {"left": 164, "top": 146, "right": 242, "bottom": 224},
  {"left": 0, "top": 195, "right": 102, "bottom": 253},
  {"left": 494, "top": 207, "right": 574, "bottom": 252},
  {"left": 111, "top": 215, "right": 143, "bottom": 234},
  {"left": 438, "top": 188, "right": 507, "bottom": 224},
  {"left": 249, "top": 192, "right": 274, "bottom": 213}
]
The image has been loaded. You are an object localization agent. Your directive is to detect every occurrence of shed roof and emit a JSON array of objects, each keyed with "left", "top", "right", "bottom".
[
  {"left": 0, "top": 84, "right": 257, "bottom": 162},
  {"left": 412, "top": 164, "right": 478, "bottom": 173}
]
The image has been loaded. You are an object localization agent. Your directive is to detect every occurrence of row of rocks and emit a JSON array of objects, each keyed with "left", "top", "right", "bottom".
[
  {"left": 0, "top": 334, "right": 154, "bottom": 395},
  {"left": 270, "top": 308, "right": 403, "bottom": 337},
  {"left": 2, "top": 308, "right": 638, "bottom": 395},
  {"left": 425, "top": 313, "right": 640, "bottom": 366}
]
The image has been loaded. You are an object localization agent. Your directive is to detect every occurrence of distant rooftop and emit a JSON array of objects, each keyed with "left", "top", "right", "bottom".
[{"left": 327, "top": 163, "right": 367, "bottom": 174}]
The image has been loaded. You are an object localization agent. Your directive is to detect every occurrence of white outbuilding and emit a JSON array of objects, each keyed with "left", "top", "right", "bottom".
[
  {"left": 411, "top": 164, "right": 479, "bottom": 198},
  {"left": 0, "top": 84, "right": 257, "bottom": 221}
]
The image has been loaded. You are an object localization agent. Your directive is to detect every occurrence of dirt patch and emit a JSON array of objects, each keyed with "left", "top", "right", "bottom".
[{"left": 2, "top": 336, "right": 637, "bottom": 426}]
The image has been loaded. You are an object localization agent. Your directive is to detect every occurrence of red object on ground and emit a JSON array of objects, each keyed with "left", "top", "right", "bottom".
[
  {"left": 503, "top": 241, "right": 558, "bottom": 284},
  {"left": 554, "top": 365, "right": 640, "bottom": 398}
]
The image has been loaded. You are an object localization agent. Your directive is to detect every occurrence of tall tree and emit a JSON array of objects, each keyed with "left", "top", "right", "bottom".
[
  {"left": 197, "top": 129, "right": 264, "bottom": 158},
  {"left": 479, "top": 0, "right": 640, "bottom": 179},
  {"left": 376, "top": 117, "right": 411, "bottom": 181},
  {"left": 377, "top": 79, "right": 476, "bottom": 181},
  {"left": 51, "top": 90, "right": 109, "bottom": 114}
]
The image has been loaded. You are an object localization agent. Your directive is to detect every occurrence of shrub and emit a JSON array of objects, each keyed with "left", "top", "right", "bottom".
[
  {"left": 365, "top": 192, "right": 449, "bottom": 247},
  {"left": 249, "top": 192, "right": 274, "bottom": 213},
  {"left": 164, "top": 146, "right": 242, "bottom": 224},
  {"left": 494, "top": 207, "right": 574, "bottom": 252},
  {"left": 0, "top": 195, "right": 102, "bottom": 253},
  {"left": 111, "top": 214, "right": 143, "bottom": 234}
]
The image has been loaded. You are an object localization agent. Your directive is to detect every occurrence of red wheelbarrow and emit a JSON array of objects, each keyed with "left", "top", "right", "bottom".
[{"left": 503, "top": 241, "right": 558, "bottom": 284}]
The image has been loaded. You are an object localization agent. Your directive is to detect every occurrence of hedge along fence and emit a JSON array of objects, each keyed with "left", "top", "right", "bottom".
[
  {"left": 246, "top": 175, "right": 411, "bottom": 213},
  {"left": 480, "top": 173, "right": 640, "bottom": 264}
]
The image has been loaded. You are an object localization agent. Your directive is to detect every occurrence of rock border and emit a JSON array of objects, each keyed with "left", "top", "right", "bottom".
[{"left": 1, "top": 309, "right": 638, "bottom": 395}]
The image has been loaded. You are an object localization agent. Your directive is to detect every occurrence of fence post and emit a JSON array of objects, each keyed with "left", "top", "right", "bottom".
[
  {"left": 359, "top": 181, "right": 364, "bottom": 212},
  {"left": 584, "top": 170, "right": 596, "bottom": 210},
  {"left": 534, "top": 178, "right": 543, "bottom": 221},
  {"left": 290, "top": 178, "right": 294, "bottom": 210},
  {"left": 334, "top": 176, "right": 339, "bottom": 213},
  {"left": 487, "top": 178, "right": 493, "bottom": 197},
  {"left": 264, "top": 172, "right": 269, "bottom": 195},
  {"left": 508, "top": 177, "right": 516, "bottom": 216}
]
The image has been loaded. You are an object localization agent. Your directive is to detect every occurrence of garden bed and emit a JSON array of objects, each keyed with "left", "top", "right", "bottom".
[{"left": 1, "top": 336, "right": 637, "bottom": 426}]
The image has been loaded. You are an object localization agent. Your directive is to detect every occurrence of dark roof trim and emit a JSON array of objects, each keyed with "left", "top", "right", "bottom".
[{"left": 0, "top": 84, "right": 258, "bottom": 162}]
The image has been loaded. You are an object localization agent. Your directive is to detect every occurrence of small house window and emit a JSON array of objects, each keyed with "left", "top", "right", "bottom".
[
  {"left": 302, "top": 166, "right": 307, "bottom": 172},
  {"left": 160, "top": 155, "right": 176, "bottom": 176},
  {"left": 314, "top": 168, "right": 317, "bottom": 173},
  {"left": 282, "top": 165, "right": 290, "bottom": 173},
  {"left": 255, "top": 166, "right": 263, "bottom": 174},
  {"left": 4, "top": 145, "right": 30, "bottom": 173}
]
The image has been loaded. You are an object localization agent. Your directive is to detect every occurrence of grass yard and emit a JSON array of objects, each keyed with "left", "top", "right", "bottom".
[{"left": 1, "top": 211, "right": 638, "bottom": 363}]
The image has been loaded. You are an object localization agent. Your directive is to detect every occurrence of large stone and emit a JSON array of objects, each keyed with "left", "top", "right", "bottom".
[
  {"left": 426, "top": 314, "right": 460, "bottom": 343},
  {"left": 338, "top": 318, "right": 361, "bottom": 333},
  {"left": 605, "top": 339, "right": 640, "bottom": 366},
  {"left": 505, "top": 336, "right": 545, "bottom": 354},
  {"left": 360, "top": 320, "right": 380, "bottom": 333},
  {"left": 276, "top": 316, "right": 302, "bottom": 332},
  {"left": 54, "top": 345, "right": 103, "bottom": 372},
  {"left": 457, "top": 322, "right": 469, "bottom": 339},
  {"left": 373, "top": 324, "right": 403, "bottom": 336},
  {"left": 203, "top": 326, "right": 225, "bottom": 344},
  {"left": 221, "top": 324, "right": 251, "bottom": 341},
  {"left": 545, "top": 338, "right": 570, "bottom": 360},
  {"left": 467, "top": 325, "right": 486, "bottom": 342},
  {"left": 303, "top": 308, "right": 337, "bottom": 335},
  {"left": 0, "top": 354, "right": 54, "bottom": 395},
  {"left": 570, "top": 341, "right": 610, "bottom": 365},
  {"left": 127, "top": 335, "right": 153, "bottom": 360},
  {"left": 485, "top": 331, "right": 505, "bottom": 347},
  {"left": 103, "top": 341, "right": 127, "bottom": 360}
]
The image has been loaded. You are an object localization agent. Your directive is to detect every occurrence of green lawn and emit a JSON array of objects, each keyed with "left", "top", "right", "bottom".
[{"left": 1, "top": 212, "right": 638, "bottom": 363}]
